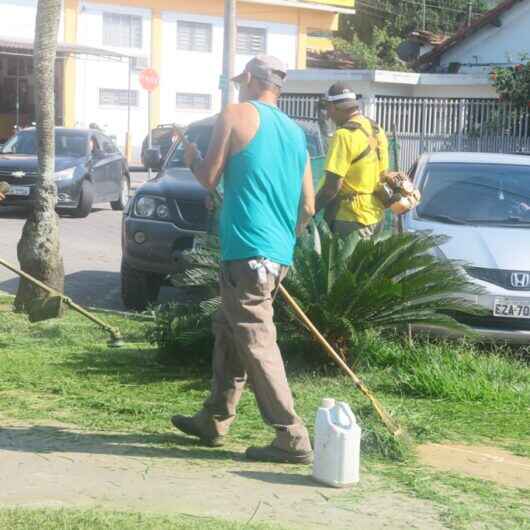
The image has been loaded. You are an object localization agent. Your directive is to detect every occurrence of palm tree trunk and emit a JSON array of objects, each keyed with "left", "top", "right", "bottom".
[{"left": 15, "top": 0, "right": 64, "bottom": 311}]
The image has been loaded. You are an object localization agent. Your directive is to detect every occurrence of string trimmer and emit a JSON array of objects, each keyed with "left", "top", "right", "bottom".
[
  {"left": 172, "top": 127, "right": 403, "bottom": 438},
  {"left": 0, "top": 256, "right": 123, "bottom": 347}
]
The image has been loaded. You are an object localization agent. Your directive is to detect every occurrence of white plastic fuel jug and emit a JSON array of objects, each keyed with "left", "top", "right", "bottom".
[{"left": 312, "top": 398, "right": 361, "bottom": 488}]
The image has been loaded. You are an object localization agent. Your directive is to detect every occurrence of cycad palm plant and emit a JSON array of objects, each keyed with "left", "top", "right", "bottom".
[
  {"left": 281, "top": 223, "right": 483, "bottom": 359},
  {"left": 165, "top": 224, "right": 482, "bottom": 361}
]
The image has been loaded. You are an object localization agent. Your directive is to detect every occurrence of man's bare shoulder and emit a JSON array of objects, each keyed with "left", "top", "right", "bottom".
[{"left": 222, "top": 102, "right": 257, "bottom": 121}]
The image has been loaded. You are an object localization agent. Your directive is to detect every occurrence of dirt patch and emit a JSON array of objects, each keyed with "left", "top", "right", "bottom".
[
  {"left": 0, "top": 421, "right": 448, "bottom": 530},
  {"left": 418, "top": 443, "right": 530, "bottom": 488}
]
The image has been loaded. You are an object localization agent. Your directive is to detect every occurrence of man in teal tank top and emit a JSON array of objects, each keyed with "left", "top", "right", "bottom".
[{"left": 171, "top": 55, "right": 315, "bottom": 464}]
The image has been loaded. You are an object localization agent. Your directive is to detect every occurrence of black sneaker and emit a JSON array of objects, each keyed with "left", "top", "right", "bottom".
[
  {"left": 245, "top": 445, "right": 313, "bottom": 464},
  {"left": 170, "top": 415, "right": 224, "bottom": 447}
]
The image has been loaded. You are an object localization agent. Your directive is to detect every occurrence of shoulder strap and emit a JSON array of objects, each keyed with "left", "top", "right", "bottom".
[{"left": 339, "top": 118, "right": 382, "bottom": 165}]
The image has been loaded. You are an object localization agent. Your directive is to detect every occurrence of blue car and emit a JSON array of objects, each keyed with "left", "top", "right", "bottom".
[{"left": 0, "top": 127, "right": 130, "bottom": 218}]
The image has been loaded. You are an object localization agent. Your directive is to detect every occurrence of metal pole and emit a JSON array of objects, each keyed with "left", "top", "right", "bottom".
[
  {"left": 222, "top": 0, "right": 236, "bottom": 108},
  {"left": 148, "top": 90, "right": 152, "bottom": 179},
  {"left": 422, "top": 0, "right": 426, "bottom": 30},
  {"left": 126, "top": 57, "right": 132, "bottom": 162},
  {"left": 467, "top": 0, "right": 473, "bottom": 26},
  {"left": 16, "top": 57, "right": 20, "bottom": 128}
]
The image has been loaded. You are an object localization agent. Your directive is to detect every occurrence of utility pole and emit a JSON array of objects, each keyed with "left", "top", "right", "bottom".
[
  {"left": 422, "top": 0, "right": 426, "bottom": 31},
  {"left": 467, "top": 0, "right": 473, "bottom": 26},
  {"left": 222, "top": 0, "right": 236, "bottom": 108}
]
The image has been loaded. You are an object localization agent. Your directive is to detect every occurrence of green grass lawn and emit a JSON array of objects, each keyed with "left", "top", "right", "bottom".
[
  {"left": 0, "top": 508, "right": 283, "bottom": 530},
  {"left": 0, "top": 294, "right": 529, "bottom": 529}
]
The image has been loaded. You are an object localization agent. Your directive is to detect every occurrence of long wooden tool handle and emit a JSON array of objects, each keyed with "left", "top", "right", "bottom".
[
  {"left": 278, "top": 284, "right": 401, "bottom": 436},
  {"left": 278, "top": 284, "right": 362, "bottom": 385},
  {"left": 0, "top": 257, "right": 122, "bottom": 341}
]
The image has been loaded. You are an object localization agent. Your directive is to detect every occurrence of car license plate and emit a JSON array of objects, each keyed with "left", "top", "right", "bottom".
[
  {"left": 6, "top": 185, "right": 30, "bottom": 197},
  {"left": 494, "top": 297, "right": 530, "bottom": 319}
]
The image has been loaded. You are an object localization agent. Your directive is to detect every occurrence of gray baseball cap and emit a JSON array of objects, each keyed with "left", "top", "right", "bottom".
[{"left": 232, "top": 55, "right": 287, "bottom": 88}]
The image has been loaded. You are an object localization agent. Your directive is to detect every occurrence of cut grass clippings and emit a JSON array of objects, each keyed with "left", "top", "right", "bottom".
[
  {"left": 0, "top": 293, "right": 529, "bottom": 529},
  {"left": 0, "top": 508, "right": 285, "bottom": 530}
]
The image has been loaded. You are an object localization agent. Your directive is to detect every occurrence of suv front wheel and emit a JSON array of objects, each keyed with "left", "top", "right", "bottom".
[{"left": 121, "top": 259, "right": 162, "bottom": 311}]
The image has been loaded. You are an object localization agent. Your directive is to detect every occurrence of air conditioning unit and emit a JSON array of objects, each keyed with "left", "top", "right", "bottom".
[{"left": 131, "top": 56, "right": 149, "bottom": 71}]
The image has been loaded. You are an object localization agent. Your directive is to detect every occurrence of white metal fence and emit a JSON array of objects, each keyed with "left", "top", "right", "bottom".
[{"left": 279, "top": 95, "right": 530, "bottom": 170}]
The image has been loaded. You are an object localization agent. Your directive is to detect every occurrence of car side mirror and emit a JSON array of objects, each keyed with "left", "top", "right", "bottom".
[
  {"left": 144, "top": 148, "right": 163, "bottom": 171},
  {"left": 91, "top": 149, "right": 105, "bottom": 159}
]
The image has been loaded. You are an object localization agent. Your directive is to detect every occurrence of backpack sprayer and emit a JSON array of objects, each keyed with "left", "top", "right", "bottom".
[
  {"left": 173, "top": 128, "right": 402, "bottom": 438},
  {"left": 0, "top": 181, "right": 123, "bottom": 347}
]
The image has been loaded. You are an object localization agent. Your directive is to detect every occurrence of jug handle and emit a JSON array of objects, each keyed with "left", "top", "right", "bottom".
[{"left": 336, "top": 403, "right": 355, "bottom": 429}]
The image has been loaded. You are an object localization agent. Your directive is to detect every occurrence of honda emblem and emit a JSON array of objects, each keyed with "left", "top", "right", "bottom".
[{"left": 510, "top": 272, "right": 530, "bottom": 288}]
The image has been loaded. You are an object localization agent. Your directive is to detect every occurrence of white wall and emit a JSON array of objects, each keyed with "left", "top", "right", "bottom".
[
  {"left": 160, "top": 11, "right": 223, "bottom": 126},
  {"left": 0, "top": 0, "right": 64, "bottom": 41},
  {"left": 72, "top": 4, "right": 299, "bottom": 161},
  {"left": 440, "top": 0, "right": 530, "bottom": 73},
  {"left": 75, "top": 1, "right": 152, "bottom": 160},
  {"left": 160, "top": 11, "right": 298, "bottom": 127},
  {"left": 284, "top": 70, "right": 496, "bottom": 100}
]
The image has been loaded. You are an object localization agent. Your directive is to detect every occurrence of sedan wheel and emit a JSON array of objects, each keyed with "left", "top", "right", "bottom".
[
  {"left": 71, "top": 179, "right": 94, "bottom": 218},
  {"left": 111, "top": 175, "right": 130, "bottom": 211}
]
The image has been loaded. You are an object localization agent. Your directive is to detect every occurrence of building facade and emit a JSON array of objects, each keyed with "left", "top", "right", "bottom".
[{"left": 0, "top": 0, "right": 355, "bottom": 161}]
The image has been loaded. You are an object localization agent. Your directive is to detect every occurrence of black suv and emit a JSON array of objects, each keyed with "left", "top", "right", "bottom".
[{"left": 121, "top": 116, "right": 325, "bottom": 310}]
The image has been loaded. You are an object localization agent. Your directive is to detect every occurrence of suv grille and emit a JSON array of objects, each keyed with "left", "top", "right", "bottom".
[
  {"left": 466, "top": 267, "right": 530, "bottom": 291},
  {"left": 174, "top": 199, "right": 207, "bottom": 230}
]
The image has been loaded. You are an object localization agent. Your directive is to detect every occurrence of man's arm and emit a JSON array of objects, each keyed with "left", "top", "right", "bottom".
[
  {"left": 296, "top": 156, "right": 315, "bottom": 236},
  {"left": 184, "top": 106, "right": 235, "bottom": 190},
  {"left": 315, "top": 171, "right": 343, "bottom": 214},
  {"left": 315, "top": 131, "right": 352, "bottom": 213}
]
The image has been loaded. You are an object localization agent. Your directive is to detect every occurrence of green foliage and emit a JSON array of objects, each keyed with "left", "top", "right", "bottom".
[
  {"left": 492, "top": 57, "right": 530, "bottom": 109},
  {"left": 146, "top": 302, "right": 215, "bottom": 366},
  {"left": 0, "top": 508, "right": 282, "bottom": 530},
  {"left": 152, "top": 225, "right": 484, "bottom": 369},
  {"left": 280, "top": 223, "right": 483, "bottom": 360},
  {"left": 334, "top": 27, "right": 408, "bottom": 71},
  {"left": 337, "top": 1, "right": 489, "bottom": 70},
  {"left": 339, "top": 1, "right": 489, "bottom": 43},
  {"left": 353, "top": 332, "right": 530, "bottom": 403}
]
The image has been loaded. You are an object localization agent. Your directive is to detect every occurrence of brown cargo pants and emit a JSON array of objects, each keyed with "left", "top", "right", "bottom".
[{"left": 193, "top": 258, "right": 311, "bottom": 453}]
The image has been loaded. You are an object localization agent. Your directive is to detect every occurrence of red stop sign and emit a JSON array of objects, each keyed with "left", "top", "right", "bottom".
[{"left": 139, "top": 68, "right": 159, "bottom": 92}]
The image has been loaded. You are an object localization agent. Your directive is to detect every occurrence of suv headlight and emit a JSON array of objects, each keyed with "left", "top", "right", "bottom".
[
  {"left": 134, "top": 195, "right": 171, "bottom": 220},
  {"left": 55, "top": 167, "right": 76, "bottom": 181}
]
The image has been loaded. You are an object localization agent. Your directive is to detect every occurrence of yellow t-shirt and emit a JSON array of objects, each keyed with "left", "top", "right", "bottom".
[{"left": 325, "top": 115, "right": 389, "bottom": 226}]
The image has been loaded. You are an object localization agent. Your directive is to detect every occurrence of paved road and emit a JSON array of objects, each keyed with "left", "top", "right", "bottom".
[{"left": 0, "top": 171, "right": 176, "bottom": 310}]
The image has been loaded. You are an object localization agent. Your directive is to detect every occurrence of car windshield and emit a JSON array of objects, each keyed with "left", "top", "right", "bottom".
[
  {"left": 166, "top": 126, "right": 213, "bottom": 168},
  {"left": 417, "top": 162, "right": 530, "bottom": 226},
  {"left": 1, "top": 130, "right": 87, "bottom": 158}
]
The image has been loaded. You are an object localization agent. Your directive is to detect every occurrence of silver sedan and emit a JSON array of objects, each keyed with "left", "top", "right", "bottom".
[{"left": 402, "top": 152, "right": 530, "bottom": 344}]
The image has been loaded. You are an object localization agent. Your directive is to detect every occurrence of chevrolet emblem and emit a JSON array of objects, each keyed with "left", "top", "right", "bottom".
[{"left": 11, "top": 171, "right": 26, "bottom": 178}]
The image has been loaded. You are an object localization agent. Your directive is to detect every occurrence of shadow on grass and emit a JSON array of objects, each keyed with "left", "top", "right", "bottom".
[
  {"left": 59, "top": 347, "right": 211, "bottom": 387},
  {"left": 0, "top": 425, "right": 242, "bottom": 462}
]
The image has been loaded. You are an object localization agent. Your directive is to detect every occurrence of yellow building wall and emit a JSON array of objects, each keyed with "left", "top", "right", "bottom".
[{"left": 61, "top": 0, "right": 338, "bottom": 142}]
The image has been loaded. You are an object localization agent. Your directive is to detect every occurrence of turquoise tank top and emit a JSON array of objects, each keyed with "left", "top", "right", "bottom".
[{"left": 220, "top": 101, "right": 308, "bottom": 266}]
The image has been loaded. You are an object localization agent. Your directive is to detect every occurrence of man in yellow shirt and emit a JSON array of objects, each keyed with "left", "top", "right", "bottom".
[{"left": 315, "top": 83, "right": 389, "bottom": 239}]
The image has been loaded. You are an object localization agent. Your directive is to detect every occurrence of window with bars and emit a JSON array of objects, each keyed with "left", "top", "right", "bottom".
[
  {"left": 177, "top": 21, "right": 212, "bottom": 52},
  {"left": 99, "top": 88, "right": 138, "bottom": 107},
  {"left": 237, "top": 26, "right": 267, "bottom": 55},
  {"left": 175, "top": 92, "right": 212, "bottom": 110},
  {"left": 103, "top": 13, "right": 143, "bottom": 49}
]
